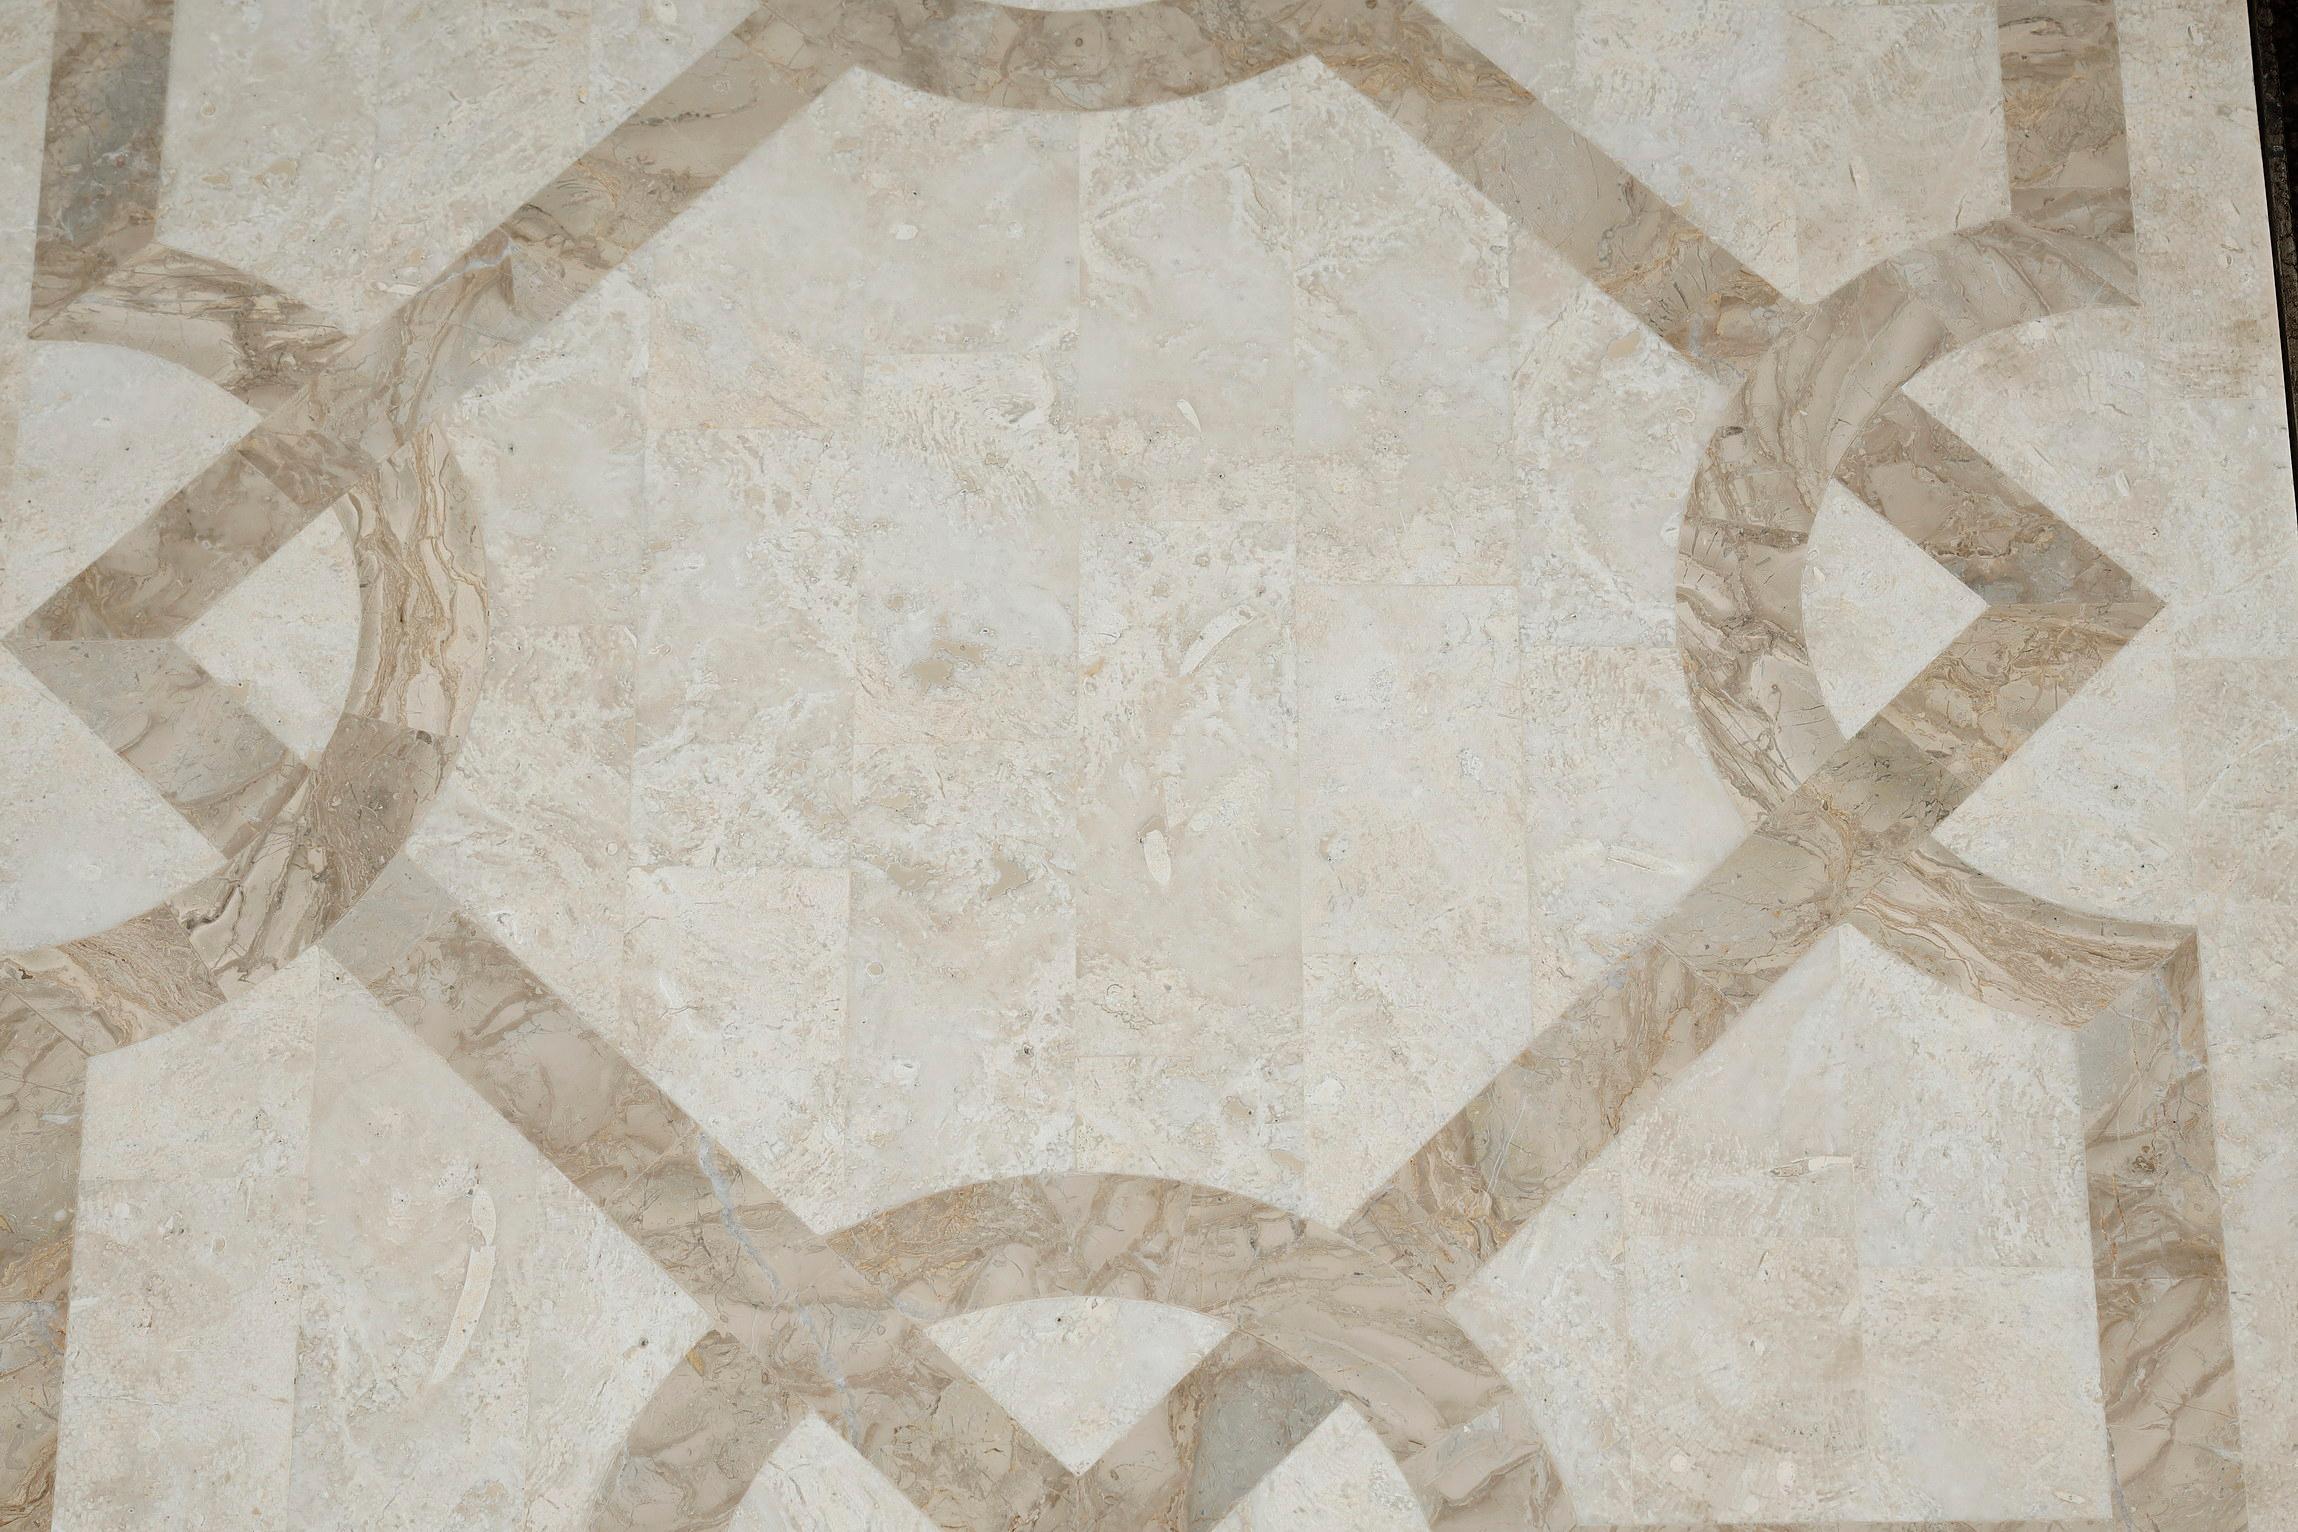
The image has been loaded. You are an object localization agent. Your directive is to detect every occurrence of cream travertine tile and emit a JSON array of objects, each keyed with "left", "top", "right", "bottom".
[
  {"left": 2228, "top": 1254, "right": 2298, "bottom": 1532},
  {"left": 19, "top": 0, "right": 2298, "bottom": 1518},
  {"left": 158, "top": 0, "right": 380, "bottom": 325},
  {"left": 1076, "top": 69, "right": 1293, "bottom": 517},
  {"left": 176, "top": 508, "right": 360, "bottom": 760},
  {"left": 854, "top": 354, "right": 1079, "bottom": 745},
  {"left": 1075, "top": 518, "right": 1300, "bottom": 1209},
  {"left": 1625, "top": 1231, "right": 1867, "bottom": 1520},
  {"left": 634, "top": 428, "right": 857, "bottom": 872},
  {"left": 846, "top": 739, "right": 1077, "bottom": 1217},
  {"left": 2152, "top": 394, "right": 2298, "bottom": 657},
  {"left": 2121, "top": 0, "right": 2284, "bottom": 400},
  {"left": 1298, "top": 584, "right": 1528, "bottom": 955},
  {"left": 2198, "top": 904, "right": 2298, "bottom": 1269},
  {"left": 923, "top": 1297, "right": 1232, "bottom": 1475},
  {"left": 445, "top": 271, "right": 649, "bottom": 630},
  {"left": 1210, "top": 1404, "right": 1425, "bottom": 1532},
  {"left": 615, "top": 864, "right": 849, "bottom": 1232},
  {"left": 861, "top": 77, "right": 1079, "bottom": 358},
  {"left": 0, "top": 648, "right": 218, "bottom": 951},
  {"left": 362, "top": 0, "right": 597, "bottom": 316},
  {"left": 1, "top": 340, "right": 260, "bottom": 633},
  {"left": 1449, "top": 1158, "right": 1634, "bottom": 1520},
  {"left": 1830, "top": 929, "right": 2090, "bottom": 1269},
  {"left": 51, "top": 948, "right": 337, "bottom": 1532},
  {"left": 53, "top": 1175, "right": 306, "bottom": 1531},
  {"left": 1785, "top": 2, "right": 2007, "bottom": 303},
  {"left": 1860, "top": 1266, "right": 2113, "bottom": 1519},
  {"left": 290, "top": 978, "right": 708, "bottom": 1532},
  {"left": 1510, "top": 233, "right": 1727, "bottom": 647},
  {"left": 636, "top": 74, "right": 869, "bottom": 432},
  {"left": 587, "top": 0, "right": 758, "bottom": 113},
  {"left": 164, "top": 0, "right": 752, "bottom": 333},
  {"left": 730, "top": 1414, "right": 936, "bottom": 1532},
  {"left": 1287, "top": 58, "right": 1516, "bottom": 584},
  {"left": 2178, "top": 657, "right": 2298, "bottom": 908},
  {"left": 403, "top": 625, "right": 634, "bottom": 1025},
  {"left": 1521, "top": 644, "right": 1747, "bottom": 1016},
  {"left": 1803, "top": 481, "right": 1987, "bottom": 736}
]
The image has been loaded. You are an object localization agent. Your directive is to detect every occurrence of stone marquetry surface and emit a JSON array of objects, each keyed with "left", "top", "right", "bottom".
[{"left": 2, "top": 0, "right": 2293, "bottom": 1528}]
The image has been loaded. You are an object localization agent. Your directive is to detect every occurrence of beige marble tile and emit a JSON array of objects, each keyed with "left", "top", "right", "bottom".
[
  {"left": 1936, "top": 621, "right": 2193, "bottom": 924},
  {"left": 853, "top": 354, "right": 1079, "bottom": 746},
  {"left": 0, "top": 0, "right": 54, "bottom": 504},
  {"left": 1903, "top": 307, "right": 2164, "bottom": 590},
  {"left": 1298, "top": 584, "right": 1528, "bottom": 956},
  {"left": 846, "top": 740, "right": 1078, "bottom": 1217},
  {"left": 1303, "top": 953, "right": 1536, "bottom": 1231},
  {"left": 1427, "top": 0, "right": 1802, "bottom": 296},
  {"left": 1075, "top": 518, "right": 1301, "bottom": 1210}
]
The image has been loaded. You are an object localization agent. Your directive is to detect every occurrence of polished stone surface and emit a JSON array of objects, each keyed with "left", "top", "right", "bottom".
[{"left": 1, "top": 0, "right": 2293, "bottom": 1528}]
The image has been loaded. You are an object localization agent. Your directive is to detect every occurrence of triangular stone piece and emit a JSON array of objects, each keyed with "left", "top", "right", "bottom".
[
  {"left": 731, "top": 1415, "right": 938, "bottom": 1532},
  {"left": 925, "top": 1296, "right": 1233, "bottom": 1475},
  {"left": 179, "top": 508, "right": 361, "bottom": 760},
  {"left": 1802, "top": 481, "right": 1986, "bottom": 734},
  {"left": 1208, "top": 1405, "right": 1426, "bottom": 1531}
]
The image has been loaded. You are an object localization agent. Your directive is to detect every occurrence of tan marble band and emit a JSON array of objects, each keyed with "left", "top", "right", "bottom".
[
  {"left": 32, "top": 245, "right": 352, "bottom": 411},
  {"left": 32, "top": 0, "right": 170, "bottom": 326}
]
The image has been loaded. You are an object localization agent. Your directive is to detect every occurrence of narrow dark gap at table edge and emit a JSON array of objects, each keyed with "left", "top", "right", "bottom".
[{"left": 2249, "top": 0, "right": 2298, "bottom": 520}]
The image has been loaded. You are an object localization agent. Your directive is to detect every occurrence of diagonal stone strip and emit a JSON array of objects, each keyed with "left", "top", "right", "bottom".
[
  {"left": 33, "top": 245, "right": 354, "bottom": 411},
  {"left": 31, "top": 0, "right": 171, "bottom": 327}
]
